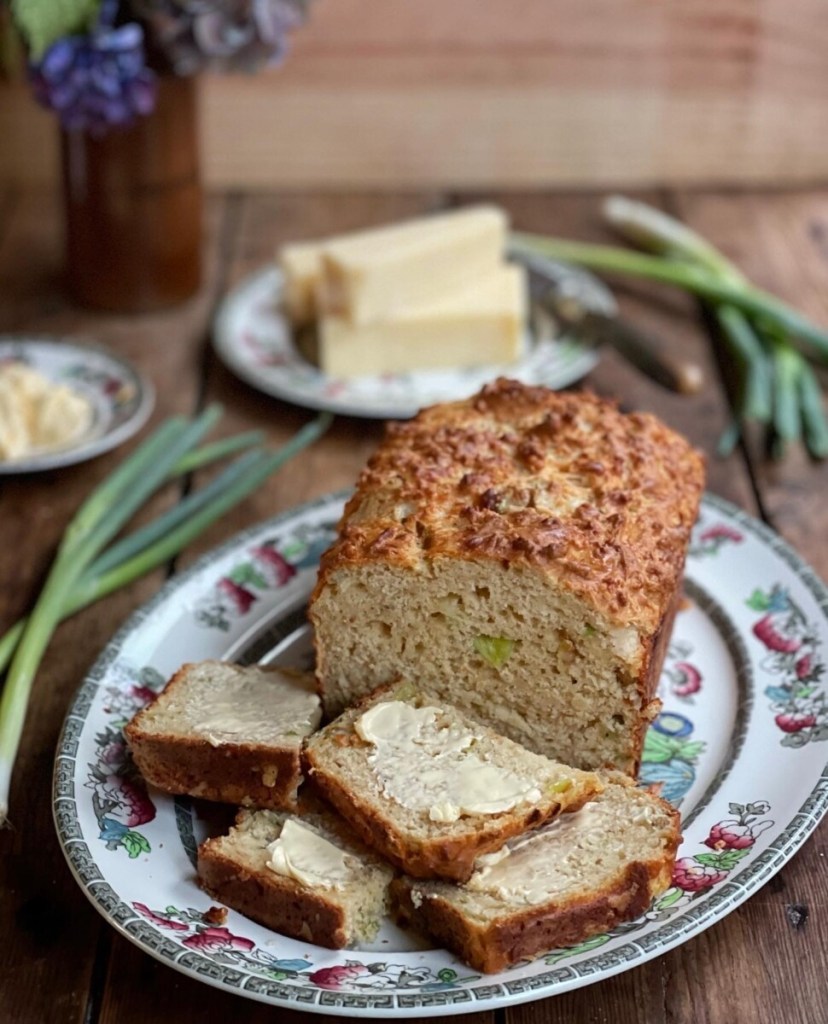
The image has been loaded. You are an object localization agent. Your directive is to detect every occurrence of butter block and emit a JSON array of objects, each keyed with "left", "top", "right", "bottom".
[
  {"left": 316, "top": 264, "right": 526, "bottom": 379},
  {"left": 279, "top": 240, "right": 325, "bottom": 325},
  {"left": 318, "top": 205, "right": 508, "bottom": 325}
]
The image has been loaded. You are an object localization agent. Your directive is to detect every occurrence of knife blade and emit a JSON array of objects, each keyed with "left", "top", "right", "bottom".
[{"left": 519, "top": 255, "right": 704, "bottom": 395}]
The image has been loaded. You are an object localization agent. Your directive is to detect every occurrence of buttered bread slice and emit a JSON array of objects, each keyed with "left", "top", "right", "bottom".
[
  {"left": 125, "top": 661, "right": 322, "bottom": 811},
  {"left": 392, "top": 774, "right": 680, "bottom": 972},
  {"left": 302, "top": 683, "right": 601, "bottom": 882},
  {"left": 198, "top": 803, "right": 394, "bottom": 948}
]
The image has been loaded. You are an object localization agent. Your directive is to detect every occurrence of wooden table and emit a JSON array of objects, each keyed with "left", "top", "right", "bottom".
[{"left": 0, "top": 187, "right": 826, "bottom": 1024}]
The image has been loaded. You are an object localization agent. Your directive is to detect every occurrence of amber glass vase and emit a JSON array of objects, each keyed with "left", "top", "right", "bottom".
[{"left": 61, "top": 76, "right": 202, "bottom": 313}]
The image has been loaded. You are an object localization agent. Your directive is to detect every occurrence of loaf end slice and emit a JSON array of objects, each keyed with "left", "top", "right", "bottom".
[
  {"left": 124, "top": 661, "right": 322, "bottom": 811},
  {"left": 303, "top": 682, "right": 602, "bottom": 883},
  {"left": 392, "top": 774, "right": 680, "bottom": 972},
  {"left": 198, "top": 803, "right": 394, "bottom": 948}
]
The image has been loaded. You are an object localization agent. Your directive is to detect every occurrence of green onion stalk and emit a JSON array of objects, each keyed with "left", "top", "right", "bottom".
[
  {"left": 0, "top": 410, "right": 332, "bottom": 824},
  {"left": 511, "top": 197, "right": 828, "bottom": 458}
]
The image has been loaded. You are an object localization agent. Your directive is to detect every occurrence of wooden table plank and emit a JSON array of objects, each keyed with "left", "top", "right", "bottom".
[
  {"left": 660, "top": 188, "right": 828, "bottom": 1024},
  {"left": 0, "top": 189, "right": 231, "bottom": 1024},
  {"left": 665, "top": 897, "right": 828, "bottom": 1024}
]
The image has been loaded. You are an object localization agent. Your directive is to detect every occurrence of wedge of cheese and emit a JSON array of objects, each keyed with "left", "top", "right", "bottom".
[
  {"left": 318, "top": 206, "right": 507, "bottom": 326},
  {"left": 316, "top": 264, "right": 526, "bottom": 379}
]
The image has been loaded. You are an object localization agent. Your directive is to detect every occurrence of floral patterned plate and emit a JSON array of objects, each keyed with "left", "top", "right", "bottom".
[
  {"left": 54, "top": 492, "right": 828, "bottom": 1017},
  {"left": 0, "top": 337, "right": 154, "bottom": 474},
  {"left": 211, "top": 262, "right": 604, "bottom": 419}
]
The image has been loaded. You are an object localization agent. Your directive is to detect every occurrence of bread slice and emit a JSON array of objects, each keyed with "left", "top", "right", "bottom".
[
  {"left": 392, "top": 774, "right": 680, "bottom": 972},
  {"left": 309, "top": 378, "right": 705, "bottom": 774},
  {"left": 124, "top": 661, "right": 322, "bottom": 811},
  {"left": 302, "top": 682, "right": 602, "bottom": 883},
  {"left": 198, "top": 802, "right": 394, "bottom": 948}
]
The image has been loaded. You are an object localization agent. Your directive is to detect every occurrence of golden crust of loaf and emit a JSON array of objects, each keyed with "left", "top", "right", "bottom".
[
  {"left": 312, "top": 378, "right": 705, "bottom": 633},
  {"left": 199, "top": 839, "right": 352, "bottom": 947},
  {"left": 125, "top": 728, "right": 302, "bottom": 810}
]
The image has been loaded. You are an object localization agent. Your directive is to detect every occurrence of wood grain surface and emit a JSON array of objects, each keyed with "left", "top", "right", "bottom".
[
  {"left": 3, "top": 0, "right": 828, "bottom": 189},
  {"left": 0, "top": 186, "right": 825, "bottom": 1024}
]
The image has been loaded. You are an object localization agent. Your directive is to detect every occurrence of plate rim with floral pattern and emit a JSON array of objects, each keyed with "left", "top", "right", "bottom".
[
  {"left": 211, "top": 263, "right": 604, "bottom": 419},
  {"left": 0, "top": 336, "right": 155, "bottom": 474},
  {"left": 53, "top": 491, "right": 828, "bottom": 1018}
]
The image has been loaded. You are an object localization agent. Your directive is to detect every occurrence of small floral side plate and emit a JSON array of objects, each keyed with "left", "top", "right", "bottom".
[
  {"left": 211, "top": 263, "right": 604, "bottom": 419},
  {"left": 54, "top": 492, "right": 828, "bottom": 1017},
  {"left": 0, "top": 337, "right": 154, "bottom": 474}
]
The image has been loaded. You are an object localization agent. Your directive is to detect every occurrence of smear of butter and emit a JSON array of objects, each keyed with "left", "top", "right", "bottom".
[
  {"left": 466, "top": 803, "right": 604, "bottom": 904},
  {"left": 355, "top": 700, "right": 542, "bottom": 822},
  {"left": 266, "top": 819, "right": 354, "bottom": 889},
  {"left": 0, "top": 363, "right": 93, "bottom": 459},
  {"left": 192, "top": 666, "right": 322, "bottom": 748}
]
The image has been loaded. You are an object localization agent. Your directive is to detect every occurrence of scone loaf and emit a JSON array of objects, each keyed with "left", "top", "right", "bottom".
[
  {"left": 310, "top": 378, "right": 705, "bottom": 774},
  {"left": 125, "top": 661, "right": 321, "bottom": 811},
  {"left": 392, "top": 774, "right": 680, "bottom": 972},
  {"left": 198, "top": 802, "right": 394, "bottom": 948},
  {"left": 302, "top": 682, "right": 602, "bottom": 882}
]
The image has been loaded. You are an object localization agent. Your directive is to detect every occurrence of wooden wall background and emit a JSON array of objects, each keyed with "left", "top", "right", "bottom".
[{"left": 2, "top": 0, "right": 828, "bottom": 189}]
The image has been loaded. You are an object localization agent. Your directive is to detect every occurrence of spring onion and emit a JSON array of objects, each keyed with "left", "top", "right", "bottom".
[
  {"left": 0, "top": 409, "right": 332, "bottom": 824},
  {"left": 713, "top": 305, "right": 773, "bottom": 426},
  {"left": 511, "top": 233, "right": 828, "bottom": 363},
  {"left": 799, "top": 362, "right": 828, "bottom": 459},
  {"left": 770, "top": 340, "right": 803, "bottom": 456}
]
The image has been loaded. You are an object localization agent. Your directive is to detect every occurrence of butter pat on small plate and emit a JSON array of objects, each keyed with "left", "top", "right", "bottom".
[{"left": 0, "top": 337, "right": 154, "bottom": 474}]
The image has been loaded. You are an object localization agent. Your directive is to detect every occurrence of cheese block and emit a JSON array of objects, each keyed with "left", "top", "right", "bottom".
[
  {"left": 318, "top": 205, "right": 507, "bottom": 325},
  {"left": 280, "top": 240, "right": 326, "bottom": 325},
  {"left": 316, "top": 264, "right": 526, "bottom": 379}
]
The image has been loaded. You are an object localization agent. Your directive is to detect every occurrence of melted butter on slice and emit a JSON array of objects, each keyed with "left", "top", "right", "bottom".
[
  {"left": 192, "top": 667, "right": 321, "bottom": 748},
  {"left": 466, "top": 803, "right": 602, "bottom": 904},
  {"left": 354, "top": 700, "right": 542, "bottom": 822},
  {"left": 265, "top": 819, "right": 354, "bottom": 890}
]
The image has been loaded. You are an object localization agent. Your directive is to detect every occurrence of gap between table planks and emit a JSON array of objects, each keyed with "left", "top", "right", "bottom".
[{"left": 0, "top": 187, "right": 824, "bottom": 1024}]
